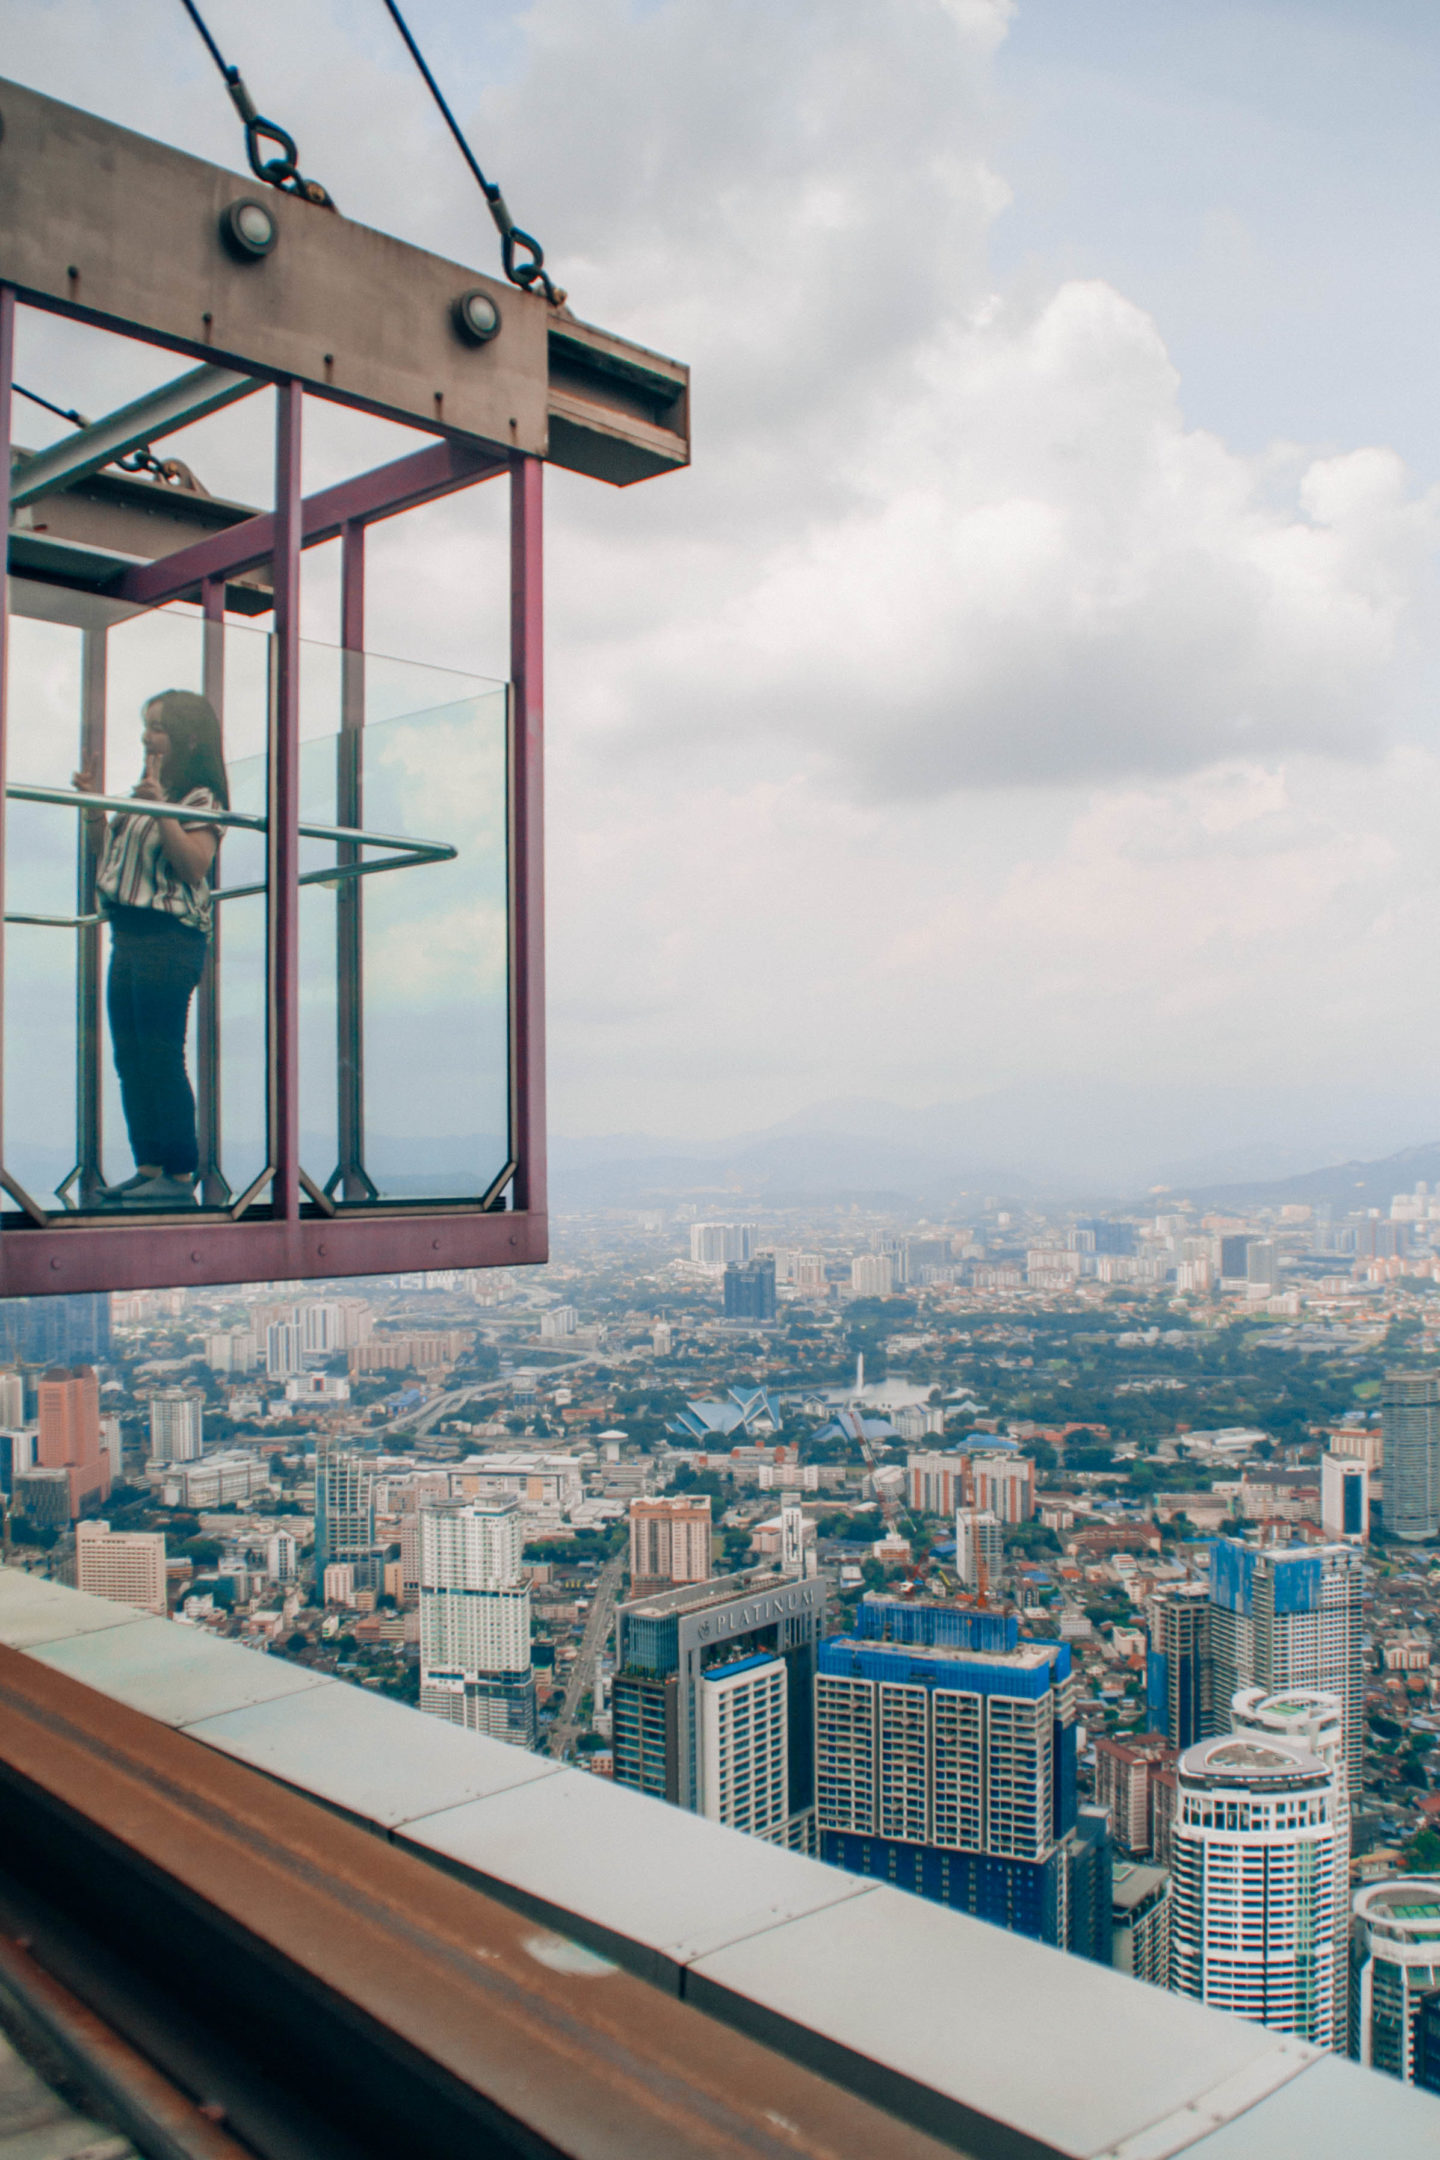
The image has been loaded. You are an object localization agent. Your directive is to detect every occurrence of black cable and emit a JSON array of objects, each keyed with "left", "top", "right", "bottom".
[
  {"left": 14, "top": 384, "right": 88, "bottom": 428},
  {"left": 378, "top": 0, "right": 564, "bottom": 305},
  {"left": 175, "top": 0, "right": 334, "bottom": 207}
]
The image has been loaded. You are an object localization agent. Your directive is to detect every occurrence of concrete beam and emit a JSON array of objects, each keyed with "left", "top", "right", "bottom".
[{"left": 10, "top": 365, "right": 259, "bottom": 507}]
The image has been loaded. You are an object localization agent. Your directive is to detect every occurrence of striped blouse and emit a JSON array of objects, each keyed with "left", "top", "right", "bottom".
[{"left": 96, "top": 786, "right": 221, "bottom": 937}]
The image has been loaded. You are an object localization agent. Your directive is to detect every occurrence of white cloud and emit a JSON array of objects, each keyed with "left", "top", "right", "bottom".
[{"left": 8, "top": 0, "right": 1440, "bottom": 1146}]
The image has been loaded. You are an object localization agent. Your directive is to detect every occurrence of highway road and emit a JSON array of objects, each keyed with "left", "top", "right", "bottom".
[{"left": 547, "top": 1552, "right": 624, "bottom": 1760}]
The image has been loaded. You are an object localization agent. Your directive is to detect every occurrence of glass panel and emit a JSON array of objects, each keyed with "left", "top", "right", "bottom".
[
  {"left": 3, "top": 581, "right": 269, "bottom": 1215},
  {"left": 296, "top": 647, "right": 511, "bottom": 1206},
  {"left": 3, "top": 585, "right": 509, "bottom": 1219},
  {"left": 2, "top": 601, "right": 86, "bottom": 1212}
]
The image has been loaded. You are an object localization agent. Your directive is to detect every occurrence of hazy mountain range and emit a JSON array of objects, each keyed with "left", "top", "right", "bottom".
[{"left": 551, "top": 1083, "right": 1440, "bottom": 1211}]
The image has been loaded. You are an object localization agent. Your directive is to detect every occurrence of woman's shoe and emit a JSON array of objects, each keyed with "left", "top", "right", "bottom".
[
  {"left": 97, "top": 1174, "right": 151, "bottom": 1206},
  {"left": 108, "top": 1174, "right": 198, "bottom": 1208}
]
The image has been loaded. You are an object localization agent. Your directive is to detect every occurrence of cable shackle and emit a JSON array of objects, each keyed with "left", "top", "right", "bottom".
[
  {"left": 380, "top": 0, "right": 566, "bottom": 306},
  {"left": 177, "top": 0, "right": 336, "bottom": 208}
]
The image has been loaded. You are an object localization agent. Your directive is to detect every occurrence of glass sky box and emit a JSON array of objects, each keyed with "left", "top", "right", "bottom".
[{"left": 0, "top": 73, "right": 689, "bottom": 1296}]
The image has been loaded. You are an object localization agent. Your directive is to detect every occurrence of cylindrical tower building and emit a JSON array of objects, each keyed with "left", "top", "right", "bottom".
[
  {"left": 1171, "top": 1735, "right": 1338, "bottom": 2050},
  {"left": 1231, "top": 1687, "right": 1348, "bottom": 2051},
  {"left": 1351, "top": 1877, "right": 1440, "bottom": 2081}
]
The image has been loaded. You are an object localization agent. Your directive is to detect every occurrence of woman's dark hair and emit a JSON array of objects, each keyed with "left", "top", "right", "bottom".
[{"left": 145, "top": 689, "right": 229, "bottom": 809}]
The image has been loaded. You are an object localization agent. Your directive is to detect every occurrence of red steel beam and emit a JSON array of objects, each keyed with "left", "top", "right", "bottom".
[
  {"left": 510, "top": 452, "right": 547, "bottom": 1229},
  {"left": 0, "top": 285, "right": 14, "bottom": 1193},
  {"left": 0, "top": 1206, "right": 546, "bottom": 1298},
  {"left": 270, "top": 384, "right": 303, "bottom": 1225},
  {"left": 112, "top": 437, "right": 507, "bottom": 609}
]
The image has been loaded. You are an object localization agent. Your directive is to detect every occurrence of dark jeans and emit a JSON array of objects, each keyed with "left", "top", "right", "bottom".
[{"left": 106, "top": 907, "right": 207, "bottom": 1176}]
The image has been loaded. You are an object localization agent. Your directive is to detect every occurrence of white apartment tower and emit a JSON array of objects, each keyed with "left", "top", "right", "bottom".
[
  {"left": 1170, "top": 1735, "right": 1339, "bottom": 2050},
  {"left": 0, "top": 1372, "right": 23, "bottom": 1427},
  {"left": 148, "top": 1387, "right": 203, "bottom": 1463},
  {"left": 1320, "top": 1453, "right": 1369, "bottom": 1543},
  {"left": 265, "top": 1321, "right": 304, "bottom": 1379},
  {"left": 1231, "top": 1687, "right": 1350, "bottom": 2051},
  {"left": 849, "top": 1253, "right": 894, "bottom": 1298},
  {"left": 74, "top": 1521, "right": 167, "bottom": 1614},
  {"left": 698, "top": 1654, "right": 789, "bottom": 1843},
  {"left": 419, "top": 1500, "right": 536, "bottom": 1747},
  {"left": 690, "top": 1223, "right": 754, "bottom": 1267}
]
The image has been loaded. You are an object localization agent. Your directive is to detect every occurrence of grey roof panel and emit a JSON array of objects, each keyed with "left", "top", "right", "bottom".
[
  {"left": 189, "top": 1682, "right": 565, "bottom": 1826},
  {"left": 685, "top": 1885, "right": 1318, "bottom": 2160},
  {"left": 0, "top": 1571, "right": 147, "bottom": 1650},
  {"left": 24, "top": 1615, "right": 328, "bottom": 1725},
  {"left": 398, "top": 1770, "right": 874, "bottom": 1988}
]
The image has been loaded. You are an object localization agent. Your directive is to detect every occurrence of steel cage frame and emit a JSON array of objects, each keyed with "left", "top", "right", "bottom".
[{"left": 0, "top": 280, "right": 547, "bottom": 1296}]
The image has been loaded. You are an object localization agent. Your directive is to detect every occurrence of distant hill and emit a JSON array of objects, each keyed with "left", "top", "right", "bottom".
[{"left": 1174, "top": 1142, "right": 1440, "bottom": 1213}]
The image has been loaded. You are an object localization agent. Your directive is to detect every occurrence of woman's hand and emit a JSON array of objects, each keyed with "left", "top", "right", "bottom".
[
  {"left": 131, "top": 775, "right": 164, "bottom": 802},
  {"left": 72, "top": 761, "right": 107, "bottom": 838}
]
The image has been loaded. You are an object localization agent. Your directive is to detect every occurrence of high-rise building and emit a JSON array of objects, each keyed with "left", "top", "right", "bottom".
[
  {"left": 1381, "top": 1372, "right": 1440, "bottom": 1543},
  {"left": 690, "top": 1223, "right": 754, "bottom": 1267},
  {"left": 1416, "top": 1987, "right": 1440, "bottom": 2095},
  {"left": 1092, "top": 1732, "right": 1174, "bottom": 1858},
  {"left": 299, "top": 1298, "right": 373, "bottom": 1353},
  {"left": 205, "top": 1331, "right": 257, "bottom": 1375},
  {"left": 1146, "top": 1583, "right": 1212, "bottom": 1752},
  {"left": 907, "top": 1451, "right": 966, "bottom": 1518},
  {"left": 628, "top": 1495, "right": 713, "bottom": 1594},
  {"left": 1219, "top": 1235, "right": 1254, "bottom": 1284},
  {"left": 265, "top": 1530, "right": 299, "bottom": 1582},
  {"left": 74, "top": 1520, "right": 166, "bottom": 1614},
  {"left": 0, "top": 1296, "right": 110, "bottom": 1369},
  {"left": 148, "top": 1388, "right": 203, "bottom": 1463},
  {"left": 265, "top": 1321, "right": 305, "bottom": 1379},
  {"left": 1232, "top": 1687, "right": 1350, "bottom": 2051},
  {"left": 1170, "top": 1735, "right": 1338, "bottom": 2048},
  {"left": 970, "top": 1453, "right": 1034, "bottom": 1524},
  {"left": 953, "top": 1507, "right": 1003, "bottom": 1595},
  {"left": 612, "top": 1569, "right": 823, "bottom": 1850},
  {"left": 1208, "top": 1540, "right": 1363, "bottom": 1797},
  {"left": 418, "top": 1500, "right": 535, "bottom": 1746},
  {"left": 0, "top": 1428, "right": 36, "bottom": 1496},
  {"left": 1350, "top": 1879, "right": 1440, "bottom": 2081},
  {"left": 778, "top": 1502, "right": 811, "bottom": 1580},
  {"left": 1112, "top": 1862, "right": 1171, "bottom": 1987},
  {"left": 1320, "top": 1453, "right": 1369, "bottom": 1543},
  {"left": 0, "top": 1372, "right": 24, "bottom": 1427},
  {"left": 849, "top": 1253, "right": 894, "bottom": 1299},
  {"left": 1245, "top": 1241, "right": 1280, "bottom": 1291},
  {"left": 723, "top": 1259, "right": 777, "bottom": 1323},
  {"left": 814, "top": 1600, "right": 1097, "bottom": 1952},
  {"left": 36, "top": 1366, "right": 107, "bottom": 1518},
  {"left": 698, "top": 1654, "right": 789, "bottom": 1842},
  {"left": 314, "top": 1446, "right": 376, "bottom": 1573}
]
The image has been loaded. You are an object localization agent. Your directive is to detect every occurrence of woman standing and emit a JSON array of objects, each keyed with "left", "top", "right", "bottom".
[{"left": 75, "top": 689, "right": 227, "bottom": 1207}]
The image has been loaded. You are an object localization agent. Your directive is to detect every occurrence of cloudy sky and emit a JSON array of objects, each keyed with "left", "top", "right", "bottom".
[{"left": 10, "top": 0, "right": 1440, "bottom": 1175}]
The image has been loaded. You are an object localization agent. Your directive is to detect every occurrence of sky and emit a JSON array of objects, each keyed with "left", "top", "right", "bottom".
[{"left": 10, "top": 0, "right": 1440, "bottom": 1178}]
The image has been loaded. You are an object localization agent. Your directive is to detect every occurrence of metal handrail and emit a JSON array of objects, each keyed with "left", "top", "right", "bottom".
[{"left": 2, "top": 784, "right": 457, "bottom": 926}]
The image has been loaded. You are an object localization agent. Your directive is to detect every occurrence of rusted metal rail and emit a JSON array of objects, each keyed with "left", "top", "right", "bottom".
[{"left": 0, "top": 1645, "right": 958, "bottom": 2160}]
